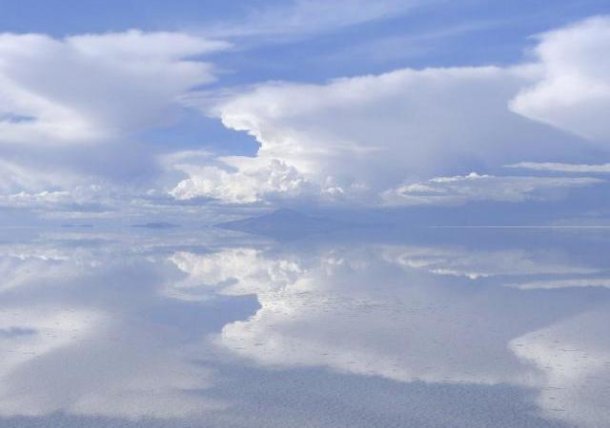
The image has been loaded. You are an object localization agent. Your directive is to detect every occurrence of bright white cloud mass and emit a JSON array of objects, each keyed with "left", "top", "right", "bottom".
[
  {"left": 173, "top": 16, "right": 610, "bottom": 208},
  {"left": 0, "top": 15, "right": 609, "bottom": 220},
  {"left": 510, "top": 16, "right": 610, "bottom": 142},
  {"left": 0, "top": 30, "right": 227, "bottom": 145},
  {"left": 0, "top": 30, "right": 228, "bottom": 216}
]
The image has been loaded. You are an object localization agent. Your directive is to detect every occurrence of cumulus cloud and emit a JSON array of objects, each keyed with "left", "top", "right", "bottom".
[
  {"left": 0, "top": 158, "right": 119, "bottom": 214},
  {"left": 0, "top": 158, "right": 84, "bottom": 211},
  {"left": 2, "top": 16, "right": 610, "bottom": 216},
  {"left": 511, "top": 16, "right": 610, "bottom": 142},
  {"left": 0, "top": 30, "right": 230, "bottom": 217},
  {"left": 170, "top": 158, "right": 313, "bottom": 204},
  {"left": 0, "top": 30, "right": 227, "bottom": 146},
  {"left": 170, "top": 16, "right": 610, "bottom": 208},
  {"left": 179, "top": 66, "right": 586, "bottom": 205}
]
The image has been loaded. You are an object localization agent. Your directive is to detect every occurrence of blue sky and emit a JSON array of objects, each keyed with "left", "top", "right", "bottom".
[
  {"left": 0, "top": 0, "right": 609, "bottom": 224},
  {"left": 2, "top": 0, "right": 606, "bottom": 80}
]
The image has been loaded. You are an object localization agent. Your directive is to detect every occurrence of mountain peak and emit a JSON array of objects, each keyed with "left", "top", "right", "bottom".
[{"left": 216, "top": 209, "right": 343, "bottom": 239}]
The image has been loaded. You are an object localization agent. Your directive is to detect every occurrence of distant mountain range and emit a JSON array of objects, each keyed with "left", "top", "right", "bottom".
[
  {"left": 132, "top": 222, "right": 180, "bottom": 229},
  {"left": 216, "top": 209, "right": 353, "bottom": 239}
]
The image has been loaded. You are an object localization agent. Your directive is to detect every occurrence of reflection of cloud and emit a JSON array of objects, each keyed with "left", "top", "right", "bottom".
[
  {"left": 164, "top": 241, "right": 610, "bottom": 427},
  {"left": 0, "top": 248, "right": 222, "bottom": 419},
  {"left": 510, "top": 307, "right": 610, "bottom": 427},
  {"left": 170, "top": 246, "right": 565, "bottom": 384},
  {"left": 0, "top": 307, "right": 101, "bottom": 385},
  {"left": 382, "top": 245, "right": 595, "bottom": 279},
  {"left": 0, "top": 256, "right": 68, "bottom": 293},
  {"left": 3, "top": 328, "right": 221, "bottom": 419},
  {"left": 165, "top": 248, "right": 305, "bottom": 301},
  {"left": 217, "top": 284, "right": 540, "bottom": 386},
  {"left": 4, "top": 232, "right": 610, "bottom": 426},
  {"left": 508, "top": 278, "right": 610, "bottom": 290}
]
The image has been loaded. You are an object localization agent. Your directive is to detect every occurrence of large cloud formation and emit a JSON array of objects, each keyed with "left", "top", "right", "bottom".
[
  {"left": 0, "top": 17, "right": 609, "bottom": 217},
  {"left": 511, "top": 16, "right": 610, "bottom": 142},
  {"left": 173, "top": 16, "right": 610, "bottom": 207},
  {"left": 0, "top": 30, "right": 226, "bottom": 146},
  {"left": 0, "top": 30, "right": 228, "bottom": 217}
]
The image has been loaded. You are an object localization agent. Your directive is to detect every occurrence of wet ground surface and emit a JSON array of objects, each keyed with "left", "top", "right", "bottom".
[{"left": 0, "top": 226, "right": 608, "bottom": 427}]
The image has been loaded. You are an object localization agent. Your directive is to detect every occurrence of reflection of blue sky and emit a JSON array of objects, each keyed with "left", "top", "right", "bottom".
[{"left": 0, "top": 228, "right": 609, "bottom": 426}]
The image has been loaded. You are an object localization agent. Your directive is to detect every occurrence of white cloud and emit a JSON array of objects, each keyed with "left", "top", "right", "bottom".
[
  {"left": 0, "top": 307, "right": 101, "bottom": 374},
  {"left": 382, "top": 172, "right": 603, "bottom": 206},
  {"left": 0, "top": 30, "right": 231, "bottom": 218},
  {"left": 170, "top": 158, "right": 313, "bottom": 204},
  {"left": 0, "top": 30, "right": 228, "bottom": 146},
  {"left": 510, "top": 16, "right": 610, "bottom": 142},
  {"left": 173, "top": 16, "right": 610, "bottom": 208},
  {"left": 0, "top": 158, "right": 79, "bottom": 195},
  {"left": 181, "top": 66, "right": 588, "bottom": 205},
  {"left": 1, "top": 16, "right": 609, "bottom": 216}
]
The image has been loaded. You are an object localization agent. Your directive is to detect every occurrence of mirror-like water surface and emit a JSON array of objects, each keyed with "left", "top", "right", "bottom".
[{"left": 0, "top": 227, "right": 609, "bottom": 427}]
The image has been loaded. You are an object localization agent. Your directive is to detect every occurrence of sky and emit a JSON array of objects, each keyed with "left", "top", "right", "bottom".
[{"left": 0, "top": 0, "right": 609, "bottom": 225}]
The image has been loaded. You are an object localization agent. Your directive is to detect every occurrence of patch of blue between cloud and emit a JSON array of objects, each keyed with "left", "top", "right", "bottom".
[{"left": 141, "top": 110, "right": 259, "bottom": 157}]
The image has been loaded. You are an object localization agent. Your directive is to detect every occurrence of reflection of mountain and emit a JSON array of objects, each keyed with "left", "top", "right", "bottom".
[{"left": 216, "top": 209, "right": 352, "bottom": 239}]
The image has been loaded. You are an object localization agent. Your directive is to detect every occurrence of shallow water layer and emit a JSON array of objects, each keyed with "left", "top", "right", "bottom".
[{"left": 0, "top": 227, "right": 608, "bottom": 427}]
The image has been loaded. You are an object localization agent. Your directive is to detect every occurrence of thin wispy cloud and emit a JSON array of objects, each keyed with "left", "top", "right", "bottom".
[
  {"left": 507, "top": 161, "right": 610, "bottom": 173},
  {"left": 205, "top": 0, "right": 426, "bottom": 40}
]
